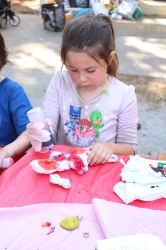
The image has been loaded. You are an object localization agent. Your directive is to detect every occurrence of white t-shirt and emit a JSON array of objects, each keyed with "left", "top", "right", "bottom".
[{"left": 43, "top": 70, "right": 138, "bottom": 153}]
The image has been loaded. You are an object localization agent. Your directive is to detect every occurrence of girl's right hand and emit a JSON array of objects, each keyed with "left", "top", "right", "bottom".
[{"left": 26, "top": 122, "right": 51, "bottom": 152}]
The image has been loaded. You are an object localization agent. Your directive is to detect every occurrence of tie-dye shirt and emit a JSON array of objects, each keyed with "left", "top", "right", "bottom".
[{"left": 43, "top": 70, "right": 138, "bottom": 153}]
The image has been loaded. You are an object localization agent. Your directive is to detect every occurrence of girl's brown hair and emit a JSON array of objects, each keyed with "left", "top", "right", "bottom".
[
  {"left": 0, "top": 32, "right": 9, "bottom": 71},
  {"left": 61, "top": 14, "right": 119, "bottom": 77}
]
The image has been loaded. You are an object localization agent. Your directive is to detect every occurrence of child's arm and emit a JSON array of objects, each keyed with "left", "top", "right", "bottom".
[
  {"left": 88, "top": 142, "right": 134, "bottom": 166},
  {"left": 0, "top": 131, "right": 31, "bottom": 167},
  {"left": 88, "top": 84, "right": 137, "bottom": 165}
]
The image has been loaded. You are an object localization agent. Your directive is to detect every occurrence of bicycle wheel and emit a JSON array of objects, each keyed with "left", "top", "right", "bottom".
[{"left": 9, "top": 14, "right": 20, "bottom": 27}]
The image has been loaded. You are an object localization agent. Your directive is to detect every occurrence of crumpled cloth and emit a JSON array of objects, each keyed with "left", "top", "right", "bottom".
[
  {"left": 120, "top": 155, "right": 166, "bottom": 184},
  {"left": 50, "top": 150, "right": 88, "bottom": 175},
  {"left": 50, "top": 174, "right": 71, "bottom": 188},
  {"left": 30, "top": 148, "right": 118, "bottom": 175},
  {"left": 114, "top": 181, "right": 166, "bottom": 204},
  {"left": 113, "top": 155, "right": 166, "bottom": 204}
]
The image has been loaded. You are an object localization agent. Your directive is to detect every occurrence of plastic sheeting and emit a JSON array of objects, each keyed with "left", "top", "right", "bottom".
[
  {"left": 0, "top": 145, "right": 166, "bottom": 210},
  {"left": 1, "top": 199, "right": 166, "bottom": 249}
]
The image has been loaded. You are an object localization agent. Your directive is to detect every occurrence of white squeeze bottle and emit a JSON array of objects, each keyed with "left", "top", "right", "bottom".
[
  {"left": 1, "top": 157, "right": 14, "bottom": 169},
  {"left": 27, "top": 107, "right": 54, "bottom": 152}
]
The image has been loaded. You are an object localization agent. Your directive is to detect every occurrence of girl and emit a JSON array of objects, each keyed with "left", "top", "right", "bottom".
[{"left": 27, "top": 14, "right": 138, "bottom": 166}]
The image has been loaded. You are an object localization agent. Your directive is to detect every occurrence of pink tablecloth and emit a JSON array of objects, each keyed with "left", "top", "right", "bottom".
[
  {"left": 1, "top": 145, "right": 166, "bottom": 210},
  {"left": 1, "top": 199, "right": 166, "bottom": 249}
]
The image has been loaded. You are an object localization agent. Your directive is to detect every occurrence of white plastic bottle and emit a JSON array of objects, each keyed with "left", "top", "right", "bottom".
[
  {"left": 27, "top": 107, "right": 54, "bottom": 152},
  {"left": 1, "top": 157, "right": 14, "bottom": 170}
]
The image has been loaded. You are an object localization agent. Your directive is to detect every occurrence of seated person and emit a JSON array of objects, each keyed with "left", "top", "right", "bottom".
[
  {"left": 26, "top": 15, "right": 138, "bottom": 166},
  {"left": 0, "top": 32, "right": 33, "bottom": 168}
]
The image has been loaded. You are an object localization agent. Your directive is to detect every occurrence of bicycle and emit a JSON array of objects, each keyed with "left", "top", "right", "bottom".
[{"left": 0, "top": 2, "right": 20, "bottom": 28}]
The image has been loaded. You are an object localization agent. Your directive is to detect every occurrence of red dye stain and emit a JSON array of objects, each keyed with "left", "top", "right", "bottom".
[
  {"left": 42, "top": 221, "right": 51, "bottom": 227},
  {"left": 70, "top": 147, "right": 86, "bottom": 154},
  {"left": 38, "top": 159, "right": 58, "bottom": 170},
  {"left": 68, "top": 154, "right": 85, "bottom": 173}
]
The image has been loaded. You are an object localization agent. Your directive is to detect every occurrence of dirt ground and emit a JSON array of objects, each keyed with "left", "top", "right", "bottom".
[
  {"left": 10, "top": 1, "right": 166, "bottom": 108},
  {"left": 118, "top": 74, "right": 166, "bottom": 108},
  {"left": 11, "top": 0, "right": 51, "bottom": 14}
]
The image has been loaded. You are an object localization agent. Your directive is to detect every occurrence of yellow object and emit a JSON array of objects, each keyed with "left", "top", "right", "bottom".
[
  {"left": 65, "top": 13, "right": 72, "bottom": 20},
  {"left": 60, "top": 216, "right": 79, "bottom": 230}
]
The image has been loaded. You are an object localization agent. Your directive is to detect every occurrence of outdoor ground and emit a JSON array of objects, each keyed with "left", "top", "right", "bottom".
[
  {"left": 119, "top": 75, "right": 166, "bottom": 108},
  {"left": 11, "top": 0, "right": 41, "bottom": 14},
  {"left": 10, "top": 0, "right": 166, "bottom": 107}
]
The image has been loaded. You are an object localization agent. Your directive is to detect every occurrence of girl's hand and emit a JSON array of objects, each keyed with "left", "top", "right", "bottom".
[
  {"left": 26, "top": 122, "right": 51, "bottom": 152},
  {"left": 0, "top": 150, "right": 9, "bottom": 168},
  {"left": 87, "top": 142, "right": 114, "bottom": 166}
]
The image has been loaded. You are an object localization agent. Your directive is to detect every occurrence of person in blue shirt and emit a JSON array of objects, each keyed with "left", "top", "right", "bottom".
[{"left": 0, "top": 32, "right": 33, "bottom": 168}]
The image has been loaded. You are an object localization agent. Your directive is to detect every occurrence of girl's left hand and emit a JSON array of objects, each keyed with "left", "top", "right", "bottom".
[{"left": 87, "top": 142, "right": 113, "bottom": 166}]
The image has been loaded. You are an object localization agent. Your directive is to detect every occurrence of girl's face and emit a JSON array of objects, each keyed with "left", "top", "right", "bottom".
[{"left": 66, "top": 51, "right": 108, "bottom": 91}]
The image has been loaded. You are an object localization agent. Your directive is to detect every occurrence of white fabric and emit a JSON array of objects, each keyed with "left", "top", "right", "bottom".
[
  {"left": 120, "top": 155, "right": 166, "bottom": 184},
  {"left": 108, "top": 154, "right": 118, "bottom": 163},
  {"left": 114, "top": 155, "right": 166, "bottom": 204},
  {"left": 50, "top": 150, "right": 89, "bottom": 174},
  {"left": 30, "top": 149, "right": 118, "bottom": 175},
  {"left": 114, "top": 181, "right": 166, "bottom": 204},
  {"left": 50, "top": 174, "right": 71, "bottom": 188},
  {"left": 97, "top": 234, "right": 166, "bottom": 250}
]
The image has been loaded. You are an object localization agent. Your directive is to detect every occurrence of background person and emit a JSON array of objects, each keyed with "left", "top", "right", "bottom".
[{"left": 0, "top": 32, "right": 33, "bottom": 168}]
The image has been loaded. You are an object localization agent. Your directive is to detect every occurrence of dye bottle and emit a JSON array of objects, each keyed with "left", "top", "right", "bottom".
[{"left": 27, "top": 107, "right": 54, "bottom": 152}]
